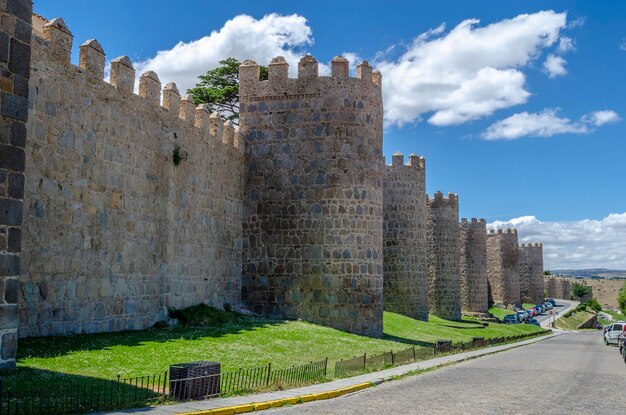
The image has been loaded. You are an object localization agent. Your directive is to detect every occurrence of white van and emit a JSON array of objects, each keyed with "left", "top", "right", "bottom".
[{"left": 604, "top": 322, "right": 625, "bottom": 345}]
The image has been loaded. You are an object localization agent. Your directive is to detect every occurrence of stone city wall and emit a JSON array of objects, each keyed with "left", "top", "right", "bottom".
[
  {"left": 544, "top": 276, "right": 557, "bottom": 298},
  {"left": 487, "top": 228, "right": 521, "bottom": 307},
  {"left": 238, "top": 56, "right": 384, "bottom": 337},
  {"left": 519, "top": 243, "right": 544, "bottom": 304},
  {"left": 0, "top": 0, "right": 32, "bottom": 368},
  {"left": 18, "top": 17, "right": 244, "bottom": 337},
  {"left": 427, "top": 192, "right": 460, "bottom": 320},
  {"left": 459, "top": 218, "right": 488, "bottom": 314},
  {"left": 383, "top": 152, "right": 428, "bottom": 321}
]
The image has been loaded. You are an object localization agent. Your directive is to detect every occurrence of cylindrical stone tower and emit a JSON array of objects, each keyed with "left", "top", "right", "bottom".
[
  {"left": 486, "top": 228, "right": 521, "bottom": 307},
  {"left": 519, "top": 243, "right": 544, "bottom": 304},
  {"left": 238, "top": 55, "right": 384, "bottom": 337},
  {"left": 459, "top": 218, "right": 488, "bottom": 314},
  {"left": 383, "top": 152, "right": 428, "bottom": 321},
  {"left": 427, "top": 192, "right": 461, "bottom": 320}
]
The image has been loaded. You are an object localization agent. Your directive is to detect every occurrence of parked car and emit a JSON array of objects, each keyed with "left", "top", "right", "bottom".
[
  {"left": 543, "top": 302, "right": 553, "bottom": 310},
  {"left": 603, "top": 322, "right": 626, "bottom": 345},
  {"left": 516, "top": 311, "right": 527, "bottom": 322},
  {"left": 546, "top": 298, "right": 557, "bottom": 306},
  {"left": 528, "top": 308, "right": 537, "bottom": 317},
  {"left": 527, "top": 318, "right": 540, "bottom": 326},
  {"left": 533, "top": 305, "right": 543, "bottom": 315},
  {"left": 503, "top": 315, "right": 519, "bottom": 324},
  {"left": 618, "top": 334, "right": 625, "bottom": 357}
]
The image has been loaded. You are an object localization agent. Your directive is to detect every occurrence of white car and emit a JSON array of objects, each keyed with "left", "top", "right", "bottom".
[{"left": 604, "top": 322, "right": 626, "bottom": 345}]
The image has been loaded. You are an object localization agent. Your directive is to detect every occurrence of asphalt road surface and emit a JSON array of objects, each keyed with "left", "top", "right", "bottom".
[{"left": 269, "top": 331, "right": 626, "bottom": 415}]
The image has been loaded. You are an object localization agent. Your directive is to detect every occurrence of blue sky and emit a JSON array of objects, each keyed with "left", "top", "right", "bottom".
[{"left": 34, "top": 1, "right": 626, "bottom": 269}]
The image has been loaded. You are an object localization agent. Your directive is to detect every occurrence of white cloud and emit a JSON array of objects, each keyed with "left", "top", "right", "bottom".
[
  {"left": 482, "top": 108, "right": 620, "bottom": 140},
  {"left": 488, "top": 214, "right": 626, "bottom": 269},
  {"left": 377, "top": 11, "right": 568, "bottom": 127},
  {"left": 584, "top": 110, "right": 621, "bottom": 126},
  {"left": 543, "top": 54, "right": 567, "bottom": 78},
  {"left": 133, "top": 14, "right": 314, "bottom": 93},
  {"left": 620, "top": 38, "right": 626, "bottom": 51},
  {"left": 482, "top": 108, "right": 587, "bottom": 140},
  {"left": 557, "top": 36, "right": 575, "bottom": 53}
]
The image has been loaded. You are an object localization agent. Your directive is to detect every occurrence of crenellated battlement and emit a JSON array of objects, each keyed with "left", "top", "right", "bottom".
[
  {"left": 239, "top": 54, "right": 381, "bottom": 87},
  {"left": 429, "top": 191, "right": 458, "bottom": 207},
  {"left": 460, "top": 217, "right": 486, "bottom": 226},
  {"left": 386, "top": 151, "right": 426, "bottom": 170},
  {"left": 32, "top": 18, "right": 243, "bottom": 153}
]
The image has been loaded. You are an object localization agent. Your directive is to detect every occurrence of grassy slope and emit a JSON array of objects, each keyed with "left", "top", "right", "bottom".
[
  {"left": 6, "top": 310, "right": 544, "bottom": 391},
  {"left": 384, "top": 312, "right": 541, "bottom": 345},
  {"left": 555, "top": 310, "right": 596, "bottom": 330}
]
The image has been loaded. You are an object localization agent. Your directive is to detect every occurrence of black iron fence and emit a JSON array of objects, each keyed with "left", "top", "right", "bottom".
[
  {"left": 1, "top": 330, "right": 549, "bottom": 414},
  {"left": 0, "top": 359, "right": 329, "bottom": 415},
  {"left": 334, "top": 330, "right": 549, "bottom": 378}
]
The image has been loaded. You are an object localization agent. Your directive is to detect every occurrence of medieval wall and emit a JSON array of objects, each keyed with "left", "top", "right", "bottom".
[
  {"left": 560, "top": 278, "right": 571, "bottom": 300},
  {"left": 544, "top": 276, "right": 556, "bottom": 298},
  {"left": 486, "top": 229, "right": 521, "bottom": 307},
  {"left": 18, "top": 18, "right": 244, "bottom": 337},
  {"left": 459, "top": 218, "right": 488, "bottom": 314},
  {"left": 383, "top": 152, "right": 428, "bottom": 321},
  {"left": 0, "top": 0, "right": 32, "bottom": 368},
  {"left": 238, "top": 56, "right": 384, "bottom": 337},
  {"left": 519, "top": 243, "right": 544, "bottom": 304},
  {"left": 427, "top": 192, "right": 460, "bottom": 320}
]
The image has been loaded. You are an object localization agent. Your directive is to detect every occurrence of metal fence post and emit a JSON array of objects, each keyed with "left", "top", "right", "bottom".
[
  {"left": 363, "top": 353, "right": 367, "bottom": 369},
  {"left": 266, "top": 362, "right": 272, "bottom": 386},
  {"left": 324, "top": 358, "right": 328, "bottom": 377},
  {"left": 391, "top": 350, "right": 395, "bottom": 365}
]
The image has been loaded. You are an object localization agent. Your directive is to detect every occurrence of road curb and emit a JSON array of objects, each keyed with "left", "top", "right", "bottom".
[
  {"left": 182, "top": 383, "right": 373, "bottom": 415},
  {"left": 176, "top": 333, "right": 560, "bottom": 415}
]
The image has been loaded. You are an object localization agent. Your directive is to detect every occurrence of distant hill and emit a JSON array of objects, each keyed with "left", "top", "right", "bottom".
[{"left": 551, "top": 268, "right": 626, "bottom": 279}]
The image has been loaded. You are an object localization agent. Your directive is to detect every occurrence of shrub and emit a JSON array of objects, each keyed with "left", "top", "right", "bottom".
[
  {"left": 169, "top": 303, "right": 235, "bottom": 326},
  {"left": 584, "top": 298, "right": 602, "bottom": 312}
]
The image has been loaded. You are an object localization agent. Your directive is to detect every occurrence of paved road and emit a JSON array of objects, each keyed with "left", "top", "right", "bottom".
[
  {"left": 269, "top": 331, "right": 626, "bottom": 415},
  {"left": 536, "top": 299, "right": 578, "bottom": 328}
]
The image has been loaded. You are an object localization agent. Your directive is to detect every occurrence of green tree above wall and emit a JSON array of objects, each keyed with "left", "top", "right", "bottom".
[{"left": 187, "top": 58, "right": 268, "bottom": 126}]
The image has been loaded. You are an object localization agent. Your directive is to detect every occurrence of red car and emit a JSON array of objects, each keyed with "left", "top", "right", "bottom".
[{"left": 528, "top": 308, "right": 537, "bottom": 317}]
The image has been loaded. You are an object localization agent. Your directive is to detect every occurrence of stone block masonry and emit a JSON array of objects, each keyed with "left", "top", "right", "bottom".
[
  {"left": 459, "top": 218, "right": 488, "bottom": 314},
  {"left": 239, "top": 56, "right": 384, "bottom": 337},
  {"left": 427, "top": 192, "right": 461, "bottom": 320},
  {"left": 383, "top": 152, "right": 428, "bottom": 321},
  {"left": 544, "top": 276, "right": 557, "bottom": 298},
  {"left": 487, "top": 229, "right": 521, "bottom": 307},
  {"left": 19, "top": 17, "right": 244, "bottom": 337},
  {"left": 519, "top": 243, "right": 544, "bottom": 304},
  {"left": 0, "top": 0, "right": 32, "bottom": 369}
]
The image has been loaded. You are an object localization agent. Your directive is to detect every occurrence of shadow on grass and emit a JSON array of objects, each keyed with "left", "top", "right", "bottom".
[
  {"left": 0, "top": 366, "right": 164, "bottom": 414},
  {"left": 17, "top": 312, "right": 282, "bottom": 361},
  {"left": 382, "top": 333, "right": 434, "bottom": 348}
]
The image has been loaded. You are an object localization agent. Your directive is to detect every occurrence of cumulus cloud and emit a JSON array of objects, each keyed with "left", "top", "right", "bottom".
[
  {"left": 377, "top": 10, "right": 568, "bottom": 127},
  {"left": 557, "top": 36, "right": 575, "bottom": 53},
  {"left": 482, "top": 108, "right": 620, "bottom": 140},
  {"left": 488, "top": 214, "right": 626, "bottom": 269},
  {"left": 583, "top": 110, "right": 621, "bottom": 126},
  {"left": 543, "top": 54, "right": 567, "bottom": 77},
  {"left": 134, "top": 14, "right": 314, "bottom": 93}
]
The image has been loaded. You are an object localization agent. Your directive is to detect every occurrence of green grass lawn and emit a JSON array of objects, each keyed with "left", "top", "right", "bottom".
[
  {"left": 555, "top": 310, "right": 596, "bottom": 330},
  {"left": 4, "top": 307, "right": 545, "bottom": 397}
]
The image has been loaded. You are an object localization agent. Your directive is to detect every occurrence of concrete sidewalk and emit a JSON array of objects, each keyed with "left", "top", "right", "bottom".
[{"left": 102, "top": 332, "right": 562, "bottom": 415}]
